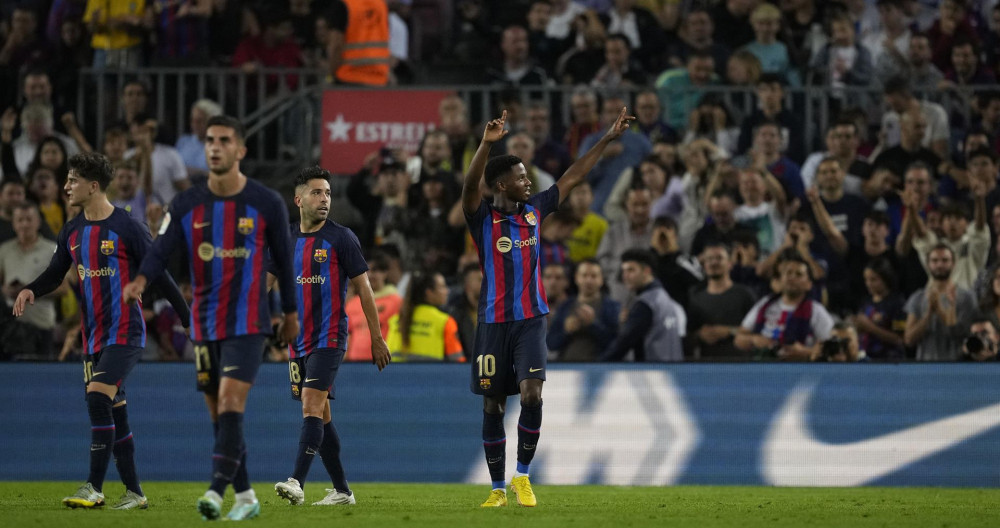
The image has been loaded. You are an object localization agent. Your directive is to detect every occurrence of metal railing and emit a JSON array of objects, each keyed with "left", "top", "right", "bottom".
[{"left": 73, "top": 67, "right": 986, "bottom": 170}]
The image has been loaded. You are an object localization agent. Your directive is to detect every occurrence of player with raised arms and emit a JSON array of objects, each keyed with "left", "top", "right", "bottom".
[
  {"left": 14, "top": 152, "right": 190, "bottom": 510},
  {"left": 122, "top": 115, "right": 299, "bottom": 521},
  {"left": 272, "top": 166, "right": 391, "bottom": 506},
  {"left": 462, "top": 107, "right": 634, "bottom": 507}
]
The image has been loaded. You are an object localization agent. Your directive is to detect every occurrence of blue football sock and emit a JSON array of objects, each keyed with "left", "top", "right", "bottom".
[{"left": 86, "top": 392, "right": 115, "bottom": 492}]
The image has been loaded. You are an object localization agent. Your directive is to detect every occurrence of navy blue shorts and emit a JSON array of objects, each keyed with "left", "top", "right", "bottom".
[
  {"left": 289, "top": 348, "right": 345, "bottom": 401},
  {"left": 194, "top": 335, "right": 267, "bottom": 393},
  {"left": 471, "top": 316, "right": 547, "bottom": 396},
  {"left": 84, "top": 345, "right": 142, "bottom": 403}
]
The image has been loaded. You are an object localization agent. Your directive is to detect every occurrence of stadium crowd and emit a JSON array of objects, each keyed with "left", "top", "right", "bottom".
[{"left": 3, "top": 0, "right": 1000, "bottom": 363}]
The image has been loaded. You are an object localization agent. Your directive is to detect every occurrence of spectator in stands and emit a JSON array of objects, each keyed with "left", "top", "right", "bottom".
[
  {"left": 119, "top": 80, "right": 149, "bottom": 132},
  {"left": 564, "top": 85, "right": 601, "bottom": 159},
  {"left": 655, "top": 50, "right": 720, "bottom": 132},
  {"left": 903, "top": 243, "right": 977, "bottom": 361},
  {"left": 894, "top": 32, "right": 946, "bottom": 93},
  {"left": 927, "top": 0, "right": 980, "bottom": 72},
  {"left": 232, "top": 10, "right": 304, "bottom": 94},
  {"left": 673, "top": 139, "right": 721, "bottom": 252},
  {"left": 864, "top": 0, "right": 912, "bottom": 85},
  {"left": 408, "top": 171, "right": 464, "bottom": 276},
  {"left": 737, "top": 74, "right": 806, "bottom": 164},
  {"left": 50, "top": 18, "right": 92, "bottom": 110},
  {"left": 407, "top": 129, "right": 458, "bottom": 203},
  {"left": 438, "top": 95, "right": 477, "bottom": 175},
  {"left": 735, "top": 119, "right": 805, "bottom": 203},
  {"left": 525, "top": 0, "right": 561, "bottom": 75},
  {"left": 84, "top": 0, "right": 147, "bottom": 69},
  {"left": 386, "top": 271, "right": 464, "bottom": 362},
  {"left": 962, "top": 316, "right": 999, "bottom": 361},
  {"left": 579, "top": 95, "right": 651, "bottom": 213},
  {"left": 347, "top": 151, "right": 404, "bottom": 249},
  {"left": 542, "top": 262, "right": 570, "bottom": 311},
  {"left": 602, "top": 248, "right": 686, "bottom": 362},
  {"left": 812, "top": 321, "right": 866, "bottom": 362},
  {"left": 110, "top": 158, "right": 146, "bottom": 223},
  {"left": 446, "top": 263, "right": 481, "bottom": 362},
  {"left": 7, "top": 103, "right": 79, "bottom": 179},
  {"left": 153, "top": 278, "right": 194, "bottom": 361},
  {"left": 666, "top": 7, "right": 730, "bottom": 76},
  {"left": 691, "top": 190, "right": 755, "bottom": 257},
  {"left": 880, "top": 76, "right": 950, "bottom": 160},
  {"left": 0, "top": 203, "right": 64, "bottom": 360},
  {"left": 546, "top": 0, "right": 587, "bottom": 41},
  {"left": 873, "top": 110, "right": 942, "bottom": 183},
  {"left": 25, "top": 166, "right": 65, "bottom": 235},
  {"left": 18, "top": 69, "right": 68, "bottom": 131},
  {"left": 849, "top": 210, "right": 899, "bottom": 297},
  {"left": 0, "top": 180, "right": 26, "bottom": 244},
  {"left": 590, "top": 33, "right": 647, "bottom": 90},
  {"left": 723, "top": 50, "right": 762, "bottom": 120},
  {"left": 735, "top": 167, "right": 788, "bottom": 256},
  {"left": 807, "top": 11, "right": 873, "bottom": 95},
  {"left": 711, "top": 0, "right": 756, "bottom": 50},
  {"left": 650, "top": 215, "right": 702, "bottom": 308},
  {"left": 801, "top": 119, "right": 871, "bottom": 191},
  {"left": 743, "top": 3, "right": 801, "bottom": 87},
  {"left": 688, "top": 241, "right": 757, "bottom": 361},
  {"left": 854, "top": 257, "right": 906, "bottom": 361},
  {"left": 730, "top": 229, "right": 768, "bottom": 298},
  {"left": 736, "top": 253, "right": 834, "bottom": 361},
  {"left": 486, "top": 25, "right": 551, "bottom": 87},
  {"left": 555, "top": 9, "right": 607, "bottom": 85},
  {"left": 781, "top": 0, "right": 826, "bottom": 74},
  {"left": 682, "top": 95, "right": 740, "bottom": 156},
  {"left": 101, "top": 125, "right": 129, "bottom": 164},
  {"left": 565, "top": 181, "right": 607, "bottom": 263},
  {"left": 148, "top": 0, "right": 211, "bottom": 65},
  {"left": 944, "top": 37, "right": 997, "bottom": 88},
  {"left": 0, "top": 6, "right": 50, "bottom": 71},
  {"left": 175, "top": 99, "right": 222, "bottom": 178},
  {"left": 598, "top": 0, "right": 666, "bottom": 72},
  {"left": 540, "top": 210, "right": 578, "bottom": 272},
  {"left": 598, "top": 186, "right": 653, "bottom": 304},
  {"left": 127, "top": 115, "right": 188, "bottom": 206},
  {"left": 345, "top": 251, "right": 402, "bottom": 361},
  {"left": 632, "top": 89, "right": 677, "bottom": 145},
  {"left": 3, "top": 130, "right": 70, "bottom": 192},
  {"left": 525, "top": 101, "right": 571, "bottom": 177},
  {"left": 911, "top": 183, "right": 989, "bottom": 292},
  {"left": 978, "top": 264, "right": 1000, "bottom": 338},
  {"left": 547, "top": 259, "right": 620, "bottom": 361}
]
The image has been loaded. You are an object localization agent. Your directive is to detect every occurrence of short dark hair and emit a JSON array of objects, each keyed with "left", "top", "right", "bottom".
[
  {"left": 940, "top": 203, "right": 970, "bottom": 221},
  {"left": 484, "top": 154, "right": 522, "bottom": 189},
  {"left": 652, "top": 215, "right": 677, "bottom": 231},
  {"left": 927, "top": 242, "right": 955, "bottom": 260},
  {"left": 776, "top": 251, "right": 814, "bottom": 281},
  {"left": 68, "top": 152, "right": 114, "bottom": 190},
  {"left": 967, "top": 146, "right": 998, "bottom": 165},
  {"left": 883, "top": 76, "right": 911, "bottom": 97},
  {"left": 368, "top": 251, "right": 391, "bottom": 272},
  {"left": 206, "top": 115, "right": 246, "bottom": 142},
  {"left": 864, "top": 210, "right": 890, "bottom": 227},
  {"left": 756, "top": 73, "right": 786, "bottom": 87},
  {"left": 701, "top": 240, "right": 731, "bottom": 255},
  {"left": 864, "top": 257, "right": 897, "bottom": 292},
  {"left": 607, "top": 33, "right": 631, "bottom": 51},
  {"left": 753, "top": 118, "right": 781, "bottom": 136},
  {"left": 294, "top": 165, "right": 331, "bottom": 188},
  {"left": 620, "top": 249, "right": 656, "bottom": 271}
]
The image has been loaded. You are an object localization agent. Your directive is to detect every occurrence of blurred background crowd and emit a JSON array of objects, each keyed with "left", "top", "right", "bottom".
[{"left": 3, "top": 0, "right": 1000, "bottom": 364}]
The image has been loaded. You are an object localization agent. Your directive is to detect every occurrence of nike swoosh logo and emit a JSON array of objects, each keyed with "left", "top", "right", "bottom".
[
  {"left": 493, "top": 218, "right": 507, "bottom": 224},
  {"left": 70, "top": 244, "right": 81, "bottom": 251},
  {"left": 92, "top": 371, "right": 106, "bottom": 376},
  {"left": 529, "top": 368, "right": 543, "bottom": 373},
  {"left": 223, "top": 366, "right": 239, "bottom": 372},
  {"left": 194, "top": 221, "right": 211, "bottom": 229},
  {"left": 763, "top": 381, "right": 1000, "bottom": 486},
  {"left": 304, "top": 378, "right": 319, "bottom": 383}
]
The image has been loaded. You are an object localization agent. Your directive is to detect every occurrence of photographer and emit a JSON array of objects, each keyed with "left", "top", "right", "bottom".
[
  {"left": 812, "top": 321, "right": 867, "bottom": 362},
  {"left": 962, "top": 317, "right": 999, "bottom": 362}
]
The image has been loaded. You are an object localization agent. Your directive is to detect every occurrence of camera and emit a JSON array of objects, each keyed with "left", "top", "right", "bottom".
[
  {"left": 818, "top": 337, "right": 850, "bottom": 362},
  {"left": 964, "top": 331, "right": 996, "bottom": 359}
]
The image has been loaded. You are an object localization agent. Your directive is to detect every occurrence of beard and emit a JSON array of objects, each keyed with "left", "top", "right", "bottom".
[{"left": 930, "top": 270, "right": 952, "bottom": 281}]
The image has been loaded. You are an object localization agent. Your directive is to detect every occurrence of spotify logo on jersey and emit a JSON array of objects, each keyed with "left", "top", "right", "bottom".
[{"left": 496, "top": 237, "right": 512, "bottom": 253}]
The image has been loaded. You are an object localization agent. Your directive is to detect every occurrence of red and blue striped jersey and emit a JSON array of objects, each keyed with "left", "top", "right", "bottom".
[
  {"left": 140, "top": 179, "right": 296, "bottom": 342},
  {"left": 26, "top": 208, "right": 189, "bottom": 355},
  {"left": 465, "top": 185, "right": 561, "bottom": 323},
  {"left": 289, "top": 220, "right": 368, "bottom": 358}
]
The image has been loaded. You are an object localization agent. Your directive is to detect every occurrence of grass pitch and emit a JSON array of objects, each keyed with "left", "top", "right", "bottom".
[{"left": 1, "top": 482, "right": 997, "bottom": 527}]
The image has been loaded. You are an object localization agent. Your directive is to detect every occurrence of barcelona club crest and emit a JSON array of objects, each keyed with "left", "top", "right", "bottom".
[
  {"left": 313, "top": 248, "right": 328, "bottom": 263},
  {"left": 237, "top": 217, "right": 254, "bottom": 235},
  {"left": 480, "top": 378, "right": 492, "bottom": 390},
  {"left": 100, "top": 240, "right": 115, "bottom": 255},
  {"left": 524, "top": 211, "right": 537, "bottom": 226}
]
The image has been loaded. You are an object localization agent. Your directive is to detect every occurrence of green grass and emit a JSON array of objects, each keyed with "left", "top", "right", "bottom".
[{"left": 1, "top": 482, "right": 998, "bottom": 527}]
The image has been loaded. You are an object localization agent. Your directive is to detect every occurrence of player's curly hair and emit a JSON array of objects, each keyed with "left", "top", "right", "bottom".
[
  {"left": 68, "top": 152, "right": 114, "bottom": 191},
  {"left": 294, "top": 165, "right": 331, "bottom": 188},
  {"left": 484, "top": 154, "right": 522, "bottom": 190}
]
